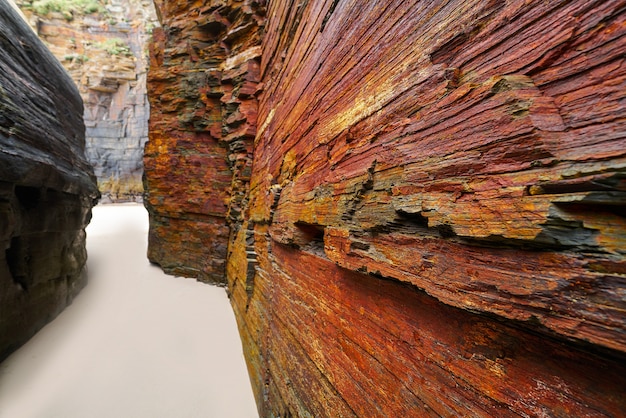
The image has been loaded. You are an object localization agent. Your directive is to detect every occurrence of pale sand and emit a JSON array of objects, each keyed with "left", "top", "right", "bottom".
[{"left": 0, "top": 204, "right": 258, "bottom": 418}]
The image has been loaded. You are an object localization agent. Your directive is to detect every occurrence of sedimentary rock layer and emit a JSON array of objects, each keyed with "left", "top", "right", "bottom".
[
  {"left": 144, "top": 0, "right": 626, "bottom": 415},
  {"left": 17, "top": 0, "right": 158, "bottom": 202},
  {"left": 0, "top": 1, "right": 99, "bottom": 361},
  {"left": 228, "top": 0, "right": 626, "bottom": 416},
  {"left": 144, "top": 0, "right": 263, "bottom": 283}
]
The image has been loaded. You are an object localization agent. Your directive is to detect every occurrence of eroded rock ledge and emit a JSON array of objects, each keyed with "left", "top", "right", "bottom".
[
  {"left": 144, "top": 0, "right": 626, "bottom": 415},
  {"left": 0, "top": 1, "right": 99, "bottom": 361}
]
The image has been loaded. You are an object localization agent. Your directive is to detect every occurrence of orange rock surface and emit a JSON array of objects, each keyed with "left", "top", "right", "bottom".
[
  {"left": 145, "top": 0, "right": 263, "bottom": 282},
  {"left": 144, "top": 0, "right": 626, "bottom": 415}
]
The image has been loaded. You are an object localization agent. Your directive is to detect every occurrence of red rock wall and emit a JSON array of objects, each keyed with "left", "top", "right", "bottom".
[
  {"left": 145, "top": 0, "right": 626, "bottom": 415},
  {"left": 233, "top": 0, "right": 626, "bottom": 416},
  {"left": 144, "top": 0, "right": 264, "bottom": 282}
]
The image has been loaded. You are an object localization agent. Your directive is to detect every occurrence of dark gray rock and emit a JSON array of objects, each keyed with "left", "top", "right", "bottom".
[{"left": 0, "top": 1, "right": 99, "bottom": 361}]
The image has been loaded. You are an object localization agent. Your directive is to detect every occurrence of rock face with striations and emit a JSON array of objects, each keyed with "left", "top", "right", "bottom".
[
  {"left": 144, "top": 0, "right": 626, "bottom": 415},
  {"left": 16, "top": 0, "right": 158, "bottom": 202},
  {"left": 145, "top": 0, "right": 263, "bottom": 282},
  {"left": 0, "top": 1, "right": 99, "bottom": 361}
]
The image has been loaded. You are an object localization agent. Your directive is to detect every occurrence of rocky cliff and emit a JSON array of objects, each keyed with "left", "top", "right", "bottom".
[
  {"left": 145, "top": 0, "right": 263, "bottom": 282},
  {"left": 17, "top": 0, "right": 158, "bottom": 202},
  {"left": 144, "top": 0, "right": 626, "bottom": 415},
  {"left": 0, "top": 1, "right": 99, "bottom": 361}
]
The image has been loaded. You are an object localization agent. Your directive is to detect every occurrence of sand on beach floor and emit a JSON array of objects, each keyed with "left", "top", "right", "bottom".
[{"left": 0, "top": 203, "right": 258, "bottom": 418}]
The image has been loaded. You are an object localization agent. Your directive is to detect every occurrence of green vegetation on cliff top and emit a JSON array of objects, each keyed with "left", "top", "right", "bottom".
[
  {"left": 24, "top": 0, "right": 105, "bottom": 17},
  {"left": 95, "top": 38, "right": 132, "bottom": 56}
]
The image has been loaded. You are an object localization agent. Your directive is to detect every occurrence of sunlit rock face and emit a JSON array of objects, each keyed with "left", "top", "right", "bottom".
[
  {"left": 144, "top": 0, "right": 263, "bottom": 283},
  {"left": 0, "top": 1, "right": 99, "bottom": 361},
  {"left": 144, "top": 0, "right": 626, "bottom": 416},
  {"left": 16, "top": 0, "right": 158, "bottom": 202}
]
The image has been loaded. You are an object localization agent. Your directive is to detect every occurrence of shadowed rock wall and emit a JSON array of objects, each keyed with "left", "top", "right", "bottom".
[
  {"left": 144, "top": 0, "right": 626, "bottom": 415},
  {"left": 144, "top": 0, "right": 263, "bottom": 283},
  {"left": 0, "top": 1, "right": 99, "bottom": 361}
]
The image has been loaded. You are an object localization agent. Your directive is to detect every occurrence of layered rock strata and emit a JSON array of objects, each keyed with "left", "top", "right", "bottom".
[
  {"left": 0, "top": 1, "right": 99, "bottom": 361},
  {"left": 145, "top": 0, "right": 263, "bottom": 282},
  {"left": 144, "top": 0, "right": 626, "bottom": 415},
  {"left": 17, "top": 0, "right": 158, "bottom": 202}
]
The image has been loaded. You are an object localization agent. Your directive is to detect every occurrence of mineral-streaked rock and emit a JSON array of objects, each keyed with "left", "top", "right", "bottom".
[
  {"left": 144, "top": 0, "right": 626, "bottom": 415},
  {"left": 144, "top": 0, "right": 263, "bottom": 283},
  {"left": 0, "top": 1, "right": 99, "bottom": 361},
  {"left": 16, "top": 0, "right": 158, "bottom": 202}
]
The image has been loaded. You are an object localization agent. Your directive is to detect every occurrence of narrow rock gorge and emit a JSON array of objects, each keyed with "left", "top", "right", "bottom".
[
  {"left": 144, "top": 0, "right": 626, "bottom": 416},
  {"left": 17, "top": 0, "right": 158, "bottom": 202},
  {"left": 0, "top": 1, "right": 98, "bottom": 361}
]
